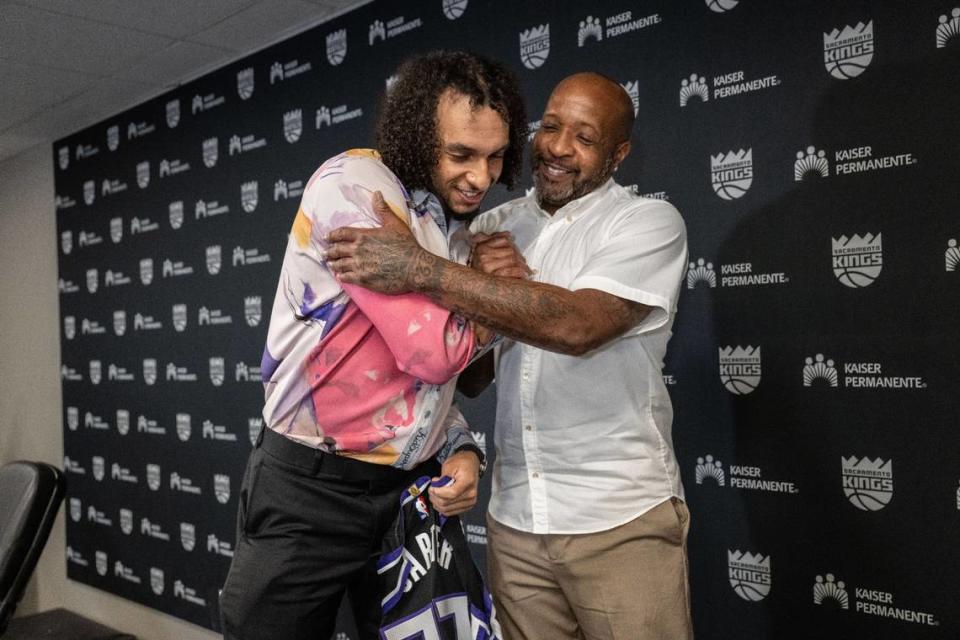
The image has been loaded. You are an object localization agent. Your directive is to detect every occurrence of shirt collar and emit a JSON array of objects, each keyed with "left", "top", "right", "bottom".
[{"left": 411, "top": 189, "right": 447, "bottom": 235}]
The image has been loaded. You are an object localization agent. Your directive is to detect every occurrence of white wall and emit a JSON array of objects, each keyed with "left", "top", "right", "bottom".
[{"left": 0, "top": 144, "right": 218, "bottom": 639}]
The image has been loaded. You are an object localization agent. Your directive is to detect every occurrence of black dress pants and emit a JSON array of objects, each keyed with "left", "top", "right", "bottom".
[{"left": 220, "top": 427, "right": 439, "bottom": 640}]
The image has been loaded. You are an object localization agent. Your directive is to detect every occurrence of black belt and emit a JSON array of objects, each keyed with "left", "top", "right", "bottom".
[{"left": 258, "top": 425, "right": 437, "bottom": 489}]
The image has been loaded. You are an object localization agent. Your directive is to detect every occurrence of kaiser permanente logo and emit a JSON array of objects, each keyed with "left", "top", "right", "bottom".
[
  {"left": 803, "top": 353, "right": 925, "bottom": 390},
  {"left": 368, "top": 15, "right": 422, "bottom": 45},
  {"left": 728, "top": 550, "right": 770, "bottom": 602},
  {"left": 719, "top": 346, "right": 761, "bottom": 395},
  {"left": 696, "top": 455, "right": 798, "bottom": 494},
  {"left": 519, "top": 24, "right": 550, "bottom": 70},
  {"left": 813, "top": 573, "right": 939, "bottom": 626},
  {"left": 687, "top": 259, "right": 788, "bottom": 289},
  {"left": 680, "top": 69, "right": 780, "bottom": 106},
  {"left": 946, "top": 238, "right": 959, "bottom": 271},
  {"left": 710, "top": 149, "right": 752, "bottom": 200},
  {"left": 824, "top": 21, "right": 874, "bottom": 79},
  {"left": 937, "top": 8, "right": 960, "bottom": 48},
  {"left": 842, "top": 456, "right": 893, "bottom": 511},
  {"left": 270, "top": 59, "right": 311, "bottom": 84},
  {"left": 795, "top": 144, "right": 917, "bottom": 181},
  {"left": 316, "top": 104, "right": 363, "bottom": 128},
  {"left": 577, "top": 11, "right": 661, "bottom": 47},
  {"left": 832, "top": 233, "right": 882, "bottom": 288}
]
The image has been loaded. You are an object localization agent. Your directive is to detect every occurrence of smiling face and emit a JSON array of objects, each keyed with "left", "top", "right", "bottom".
[
  {"left": 532, "top": 74, "right": 633, "bottom": 214},
  {"left": 431, "top": 89, "right": 510, "bottom": 219}
]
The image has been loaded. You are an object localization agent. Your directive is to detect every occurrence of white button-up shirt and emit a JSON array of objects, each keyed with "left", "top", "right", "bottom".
[{"left": 469, "top": 179, "right": 688, "bottom": 534}]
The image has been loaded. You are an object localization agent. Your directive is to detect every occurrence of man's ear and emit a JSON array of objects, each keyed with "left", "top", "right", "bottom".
[{"left": 613, "top": 140, "right": 631, "bottom": 169}]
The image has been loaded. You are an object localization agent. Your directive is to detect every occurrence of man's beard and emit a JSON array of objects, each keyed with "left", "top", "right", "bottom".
[{"left": 533, "top": 152, "right": 615, "bottom": 211}]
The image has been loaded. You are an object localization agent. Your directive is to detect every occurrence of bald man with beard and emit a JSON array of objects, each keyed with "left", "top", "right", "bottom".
[{"left": 327, "top": 72, "right": 692, "bottom": 639}]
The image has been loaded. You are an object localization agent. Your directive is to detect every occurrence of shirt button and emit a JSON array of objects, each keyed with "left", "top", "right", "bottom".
[
  {"left": 532, "top": 472, "right": 540, "bottom": 479},
  {"left": 522, "top": 371, "right": 529, "bottom": 381},
  {"left": 525, "top": 425, "right": 533, "bottom": 431}
]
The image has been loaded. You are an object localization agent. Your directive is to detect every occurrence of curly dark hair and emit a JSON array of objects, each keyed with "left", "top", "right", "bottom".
[{"left": 376, "top": 50, "right": 528, "bottom": 191}]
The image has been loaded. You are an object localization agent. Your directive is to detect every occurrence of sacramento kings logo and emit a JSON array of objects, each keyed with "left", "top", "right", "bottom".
[
  {"left": 181, "top": 522, "right": 196, "bottom": 551},
  {"left": 67, "top": 406, "right": 79, "bottom": 431},
  {"left": 136, "top": 161, "right": 150, "bottom": 189},
  {"left": 241, "top": 181, "right": 259, "bottom": 212},
  {"left": 143, "top": 358, "right": 157, "bottom": 386},
  {"left": 116, "top": 409, "right": 130, "bottom": 435},
  {"left": 519, "top": 24, "right": 550, "bottom": 70},
  {"left": 237, "top": 67, "right": 254, "bottom": 100},
  {"left": 113, "top": 310, "right": 126, "bottom": 336},
  {"left": 718, "top": 345, "right": 761, "bottom": 395},
  {"left": 209, "top": 357, "right": 225, "bottom": 387},
  {"left": 249, "top": 418, "right": 263, "bottom": 445},
  {"left": 695, "top": 455, "right": 725, "bottom": 485},
  {"left": 95, "top": 551, "right": 108, "bottom": 576},
  {"left": 92, "top": 456, "right": 105, "bottom": 481},
  {"left": 283, "top": 109, "right": 303, "bottom": 143},
  {"left": 83, "top": 180, "right": 95, "bottom": 205},
  {"left": 706, "top": 0, "right": 739, "bottom": 13},
  {"left": 813, "top": 574, "right": 850, "bottom": 609},
  {"left": 728, "top": 550, "right": 771, "bottom": 601},
  {"left": 166, "top": 200, "right": 183, "bottom": 230},
  {"left": 110, "top": 217, "right": 123, "bottom": 243},
  {"left": 58, "top": 146, "right": 69, "bottom": 170},
  {"left": 621, "top": 80, "right": 639, "bottom": 117},
  {"left": 680, "top": 74, "right": 710, "bottom": 106},
  {"left": 150, "top": 568, "right": 165, "bottom": 595},
  {"left": 140, "top": 258, "right": 154, "bottom": 285},
  {"left": 107, "top": 125, "right": 119, "bottom": 151},
  {"left": 120, "top": 508, "right": 133, "bottom": 535},
  {"left": 842, "top": 456, "right": 893, "bottom": 511},
  {"left": 832, "top": 233, "right": 882, "bottom": 288},
  {"left": 824, "top": 21, "right": 874, "bottom": 80},
  {"left": 70, "top": 498, "right": 81, "bottom": 522},
  {"left": 443, "top": 0, "right": 468, "bottom": 20},
  {"left": 146, "top": 464, "right": 161, "bottom": 491},
  {"left": 795, "top": 146, "right": 829, "bottom": 180},
  {"left": 711, "top": 149, "right": 753, "bottom": 200},
  {"left": 802, "top": 354, "right": 838, "bottom": 387},
  {"left": 203, "top": 137, "right": 218, "bottom": 168},
  {"left": 206, "top": 245, "right": 222, "bottom": 275},
  {"left": 166, "top": 99, "right": 180, "bottom": 128},
  {"left": 89, "top": 360, "right": 102, "bottom": 385},
  {"left": 326, "top": 29, "right": 347, "bottom": 65},
  {"left": 176, "top": 413, "right": 192, "bottom": 442},
  {"left": 172, "top": 304, "right": 188, "bottom": 332},
  {"left": 64, "top": 316, "right": 76, "bottom": 340},
  {"left": 214, "top": 474, "right": 231, "bottom": 504},
  {"left": 61, "top": 230, "right": 72, "bottom": 255},
  {"left": 245, "top": 296, "right": 262, "bottom": 326}
]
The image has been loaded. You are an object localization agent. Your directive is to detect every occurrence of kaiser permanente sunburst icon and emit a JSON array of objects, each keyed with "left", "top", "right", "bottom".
[
  {"left": 832, "top": 233, "right": 882, "bottom": 288},
  {"left": 795, "top": 146, "right": 829, "bottom": 180},
  {"left": 946, "top": 239, "right": 959, "bottom": 271},
  {"left": 728, "top": 550, "right": 771, "bottom": 602},
  {"left": 937, "top": 8, "right": 960, "bottom": 48},
  {"left": 803, "top": 354, "right": 838, "bottom": 387},
  {"left": 687, "top": 258, "right": 716, "bottom": 289},
  {"left": 695, "top": 455, "right": 725, "bottom": 485},
  {"left": 841, "top": 456, "right": 893, "bottom": 511},
  {"left": 824, "top": 21, "right": 874, "bottom": 80},
  {"left": 680, "top": 74, "right": 709, "bottom": 107},
  {"left": 813, "top": 574, "right": 850, "bottom": 609},
  {"left": 578, "top": 16, "right": 603, "bottom": 47}
]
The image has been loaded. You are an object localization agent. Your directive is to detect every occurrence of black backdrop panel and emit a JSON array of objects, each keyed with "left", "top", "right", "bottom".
[{"left": 54, "top": 1, "right": 960, "bottom": 637}]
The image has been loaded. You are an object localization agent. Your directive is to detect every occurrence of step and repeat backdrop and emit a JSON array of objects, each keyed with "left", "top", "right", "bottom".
[{"left": 54, "top": 0, "right": 959, "bottom": 637}]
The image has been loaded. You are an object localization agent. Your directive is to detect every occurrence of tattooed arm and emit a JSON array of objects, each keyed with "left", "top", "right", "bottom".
[{"left": 327, "top": 192, "right": 652, "bottom": 356}]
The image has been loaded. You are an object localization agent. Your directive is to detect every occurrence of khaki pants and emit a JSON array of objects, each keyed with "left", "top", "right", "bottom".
[{"left": 487, "top": 498, "right": 693, "bottom": 640}]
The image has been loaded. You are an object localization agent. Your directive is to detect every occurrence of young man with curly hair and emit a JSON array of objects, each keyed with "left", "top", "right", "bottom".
[{"left": 219, "top": 50, "right": 526, "bottom": 640}]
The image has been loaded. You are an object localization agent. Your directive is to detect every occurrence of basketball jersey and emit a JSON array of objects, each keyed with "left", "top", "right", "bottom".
[{"left": 377, "top": 476, "right": 501, "bottom": 640}]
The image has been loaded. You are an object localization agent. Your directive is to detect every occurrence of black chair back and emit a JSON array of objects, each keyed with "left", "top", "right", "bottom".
[{"left": 0, "top": 461, "right": 66, "bottom": 634}]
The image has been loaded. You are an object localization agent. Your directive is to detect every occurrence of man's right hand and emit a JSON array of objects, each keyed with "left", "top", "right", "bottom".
[{"left": 469, "top": 232, "right": 532, "bottom": 279}]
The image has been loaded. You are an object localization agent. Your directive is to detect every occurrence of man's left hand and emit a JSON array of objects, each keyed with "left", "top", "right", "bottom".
[
  {"left": 326, "top": 191, "right": 425, "bottom": 294},
  {"left": 429, "top": 450, "right": 481, "bottom": 517}
]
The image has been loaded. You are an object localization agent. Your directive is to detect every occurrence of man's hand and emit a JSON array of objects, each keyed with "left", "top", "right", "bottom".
[
  {"left": 470, "top": 232, "right": 532, "bottom": 279},
  {"left": 429, "top": 450, "right": 481, "bottom": 517},
  {"left": 326, "top": 191, "right": 426, "bottom": 294}
]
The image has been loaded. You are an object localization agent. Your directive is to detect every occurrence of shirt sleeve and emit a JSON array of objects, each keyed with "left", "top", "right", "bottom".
[
  {"left": 434, "top": 403, "right": 476, "bottom": 465},
  {"left": 569, "top": 200, "right": 688, "bottom": 335}
]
